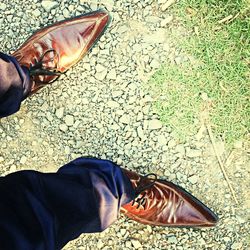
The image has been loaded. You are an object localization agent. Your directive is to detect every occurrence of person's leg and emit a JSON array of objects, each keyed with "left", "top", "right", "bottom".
[
  {"left": 0, "top": 10, "right": 111, "bottom": 118},
  {"left": 0, "top": 157, "right": 218, "bottom": 250},
  {"left": 0, "top": 52, "right": 31, "bottom": 117},
  {"left": 0, "top": 157, "right": 135, "bottom": 250}
]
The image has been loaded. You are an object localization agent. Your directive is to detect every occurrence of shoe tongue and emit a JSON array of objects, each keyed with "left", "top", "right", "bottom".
[
  {"left": 121, "top": 168, "right": 140, "bottom": 189},
  {"left": 0, "top": 52, "right": 32, "bottom": 117},
  {"left": 40, "top": 50, "right": 59, "bottom": 69}
]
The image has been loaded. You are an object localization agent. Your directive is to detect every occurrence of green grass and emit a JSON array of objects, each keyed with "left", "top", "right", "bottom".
[{"left": 148, "top": 0, "right": 250, "bottom": 144}]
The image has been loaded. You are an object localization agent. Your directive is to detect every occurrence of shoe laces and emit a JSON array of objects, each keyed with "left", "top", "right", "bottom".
[
  {"left": 29, "top": 49, "right": 62, "bottom": 84},
  {"left": 132, "top": 173, "right": 157, "bottom": 209}
]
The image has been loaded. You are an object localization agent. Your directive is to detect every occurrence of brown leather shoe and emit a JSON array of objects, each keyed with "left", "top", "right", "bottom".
[
  {"left": 12, "top": 10, "right": 111, "bottom": 94},
  {"left": 121, "top": 169, "right": 218, "bottom": 227}
]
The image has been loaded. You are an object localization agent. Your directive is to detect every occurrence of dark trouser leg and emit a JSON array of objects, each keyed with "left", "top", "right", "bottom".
[
  {"left": 0, "top": 157, "right": 135, "bottom": 250},
  {"left": 0, "top": 52, "right": 31, "bottom": 118}
]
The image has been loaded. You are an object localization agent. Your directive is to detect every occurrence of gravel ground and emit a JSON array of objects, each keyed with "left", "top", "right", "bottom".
[{"left": 0, "top": 0, "right": 249, "bottom": 249}]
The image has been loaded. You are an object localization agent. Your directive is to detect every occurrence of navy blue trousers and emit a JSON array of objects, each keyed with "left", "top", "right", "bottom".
[
  {"left": 0, "top": 158, "right": 135, "bottom": 250},
  {"left": 0, "top": 52, "right": 31, "bottom": 118}
]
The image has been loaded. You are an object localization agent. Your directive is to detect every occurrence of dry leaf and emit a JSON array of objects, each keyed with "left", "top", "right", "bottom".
[
  {"left": 194, "top": 26, "right": 199, "bottom": 36},
  {"left": 218, "top": 15, "right": 233, "bottom": 24},
  {"left": 186, "top": 7, "right": 197, "bottom": 16}
]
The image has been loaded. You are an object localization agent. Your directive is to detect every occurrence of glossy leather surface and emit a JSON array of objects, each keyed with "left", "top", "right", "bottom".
[
  {"left": 12, "top": 10, "right": 110, "bottom": 93},
  {"left": 121, "top": 169, "right": 218, "bottom": 227}
]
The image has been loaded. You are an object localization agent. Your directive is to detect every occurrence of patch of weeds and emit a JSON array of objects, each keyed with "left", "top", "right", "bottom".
[{"left": 148, "top": 0, "right": 250, "bottom": 145}]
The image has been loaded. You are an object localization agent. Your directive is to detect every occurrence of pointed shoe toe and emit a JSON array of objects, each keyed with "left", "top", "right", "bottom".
[
  {"left": 121, "top": 169, "right": 218, "bottom": 227},
  {"left": 12, "top": 10, "right": 111, "bottom": 93},
  {"left": 161, "top": 180, "right": 219, "bottom": 227}
]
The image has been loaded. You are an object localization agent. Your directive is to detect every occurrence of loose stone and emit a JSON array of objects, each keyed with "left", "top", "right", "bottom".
[
  {"left": 64, "top": 115, "right": 74, "bottom": 126},
  {"left": 41, "top": 0, "right": 59, "bottom": 12},
  {"left": 148, "top": 119, "right": 162, "bottom": 130},
  {"left": 162, "top": 0, "right": 176, "bottom": 11}
]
